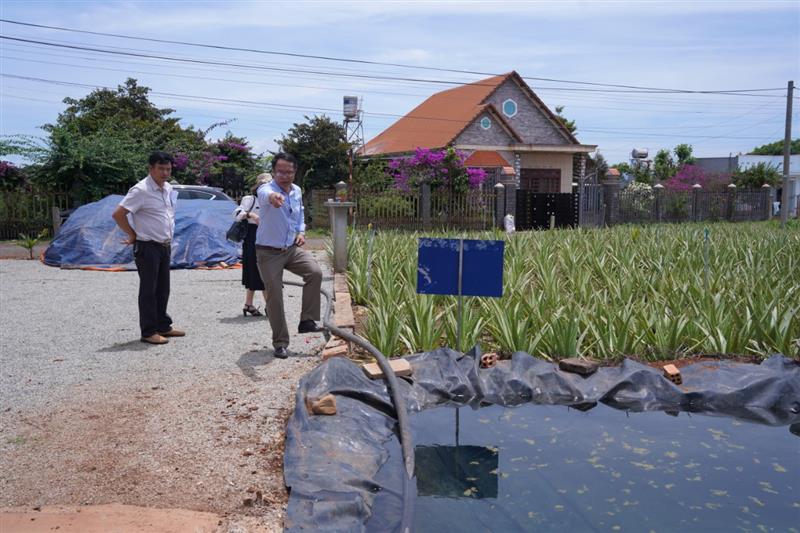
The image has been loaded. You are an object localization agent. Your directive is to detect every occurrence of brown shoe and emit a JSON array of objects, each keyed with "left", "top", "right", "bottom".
[
  {"left": 141, "top": 334, "right": 169, "bottom": 345},
  {"left": 158, "top": 328, "right": 185, "bottom": 337}
]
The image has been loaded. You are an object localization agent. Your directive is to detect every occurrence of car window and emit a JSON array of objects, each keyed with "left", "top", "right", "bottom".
[
  {"left": 193, "top": 191, "right": 215, "bottom": 200},
  {"left": 176, "top": 190, "right": 195, "bottom": 200}
]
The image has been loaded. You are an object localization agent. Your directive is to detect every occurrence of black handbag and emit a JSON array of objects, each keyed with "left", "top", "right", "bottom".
[{"left": 226, "top": 197, "right": 256, "bottom": 243}]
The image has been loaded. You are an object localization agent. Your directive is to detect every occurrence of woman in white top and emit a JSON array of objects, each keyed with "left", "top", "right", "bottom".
[{"left": 234, "top": 173, "right": 271, "bottom": 316}]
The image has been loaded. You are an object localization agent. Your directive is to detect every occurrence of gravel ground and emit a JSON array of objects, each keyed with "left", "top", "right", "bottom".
[{"left": 0, "top": 253, "right": 332, "bottom": 531}]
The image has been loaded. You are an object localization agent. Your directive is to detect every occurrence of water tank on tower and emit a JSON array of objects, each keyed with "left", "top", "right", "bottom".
[
  {"left": 631, "top": 148, "right": 649, "bottom": 159},
  {"left": 343, "top": 96, "right": 359, "bottom": 119}
]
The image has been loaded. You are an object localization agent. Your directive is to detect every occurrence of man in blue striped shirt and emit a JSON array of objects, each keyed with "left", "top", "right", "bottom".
[{"left": 255, "top": 152, "right": 323, "bottom": 359}]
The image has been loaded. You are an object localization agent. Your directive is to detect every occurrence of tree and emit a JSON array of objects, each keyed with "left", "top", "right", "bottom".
[
  {"left": 591, "top": 153, "right": 609, "bottom": 181},
  {"left": 1, "top": 79, "right": 260, "bottom": 202},
  {"left": 353, "top": 158, "right": 391, "bottom": 189},
  {"left": 732, "top": 162, "right": 782, "bottom": 188},
  {"left": 276, "top": 115, "right": 350, "bottom": 191},
  {"left": 750, "top": 139, "right": 800, "bottom": 155},
  {"left": 653, "top": 149, "right": 676, "bottom": 182},
  {"left": 673, "top": 143, "right": 696, "bottom": 166},
  {"left": 554, "top": 105, "right": 577, "bottom": 135}
]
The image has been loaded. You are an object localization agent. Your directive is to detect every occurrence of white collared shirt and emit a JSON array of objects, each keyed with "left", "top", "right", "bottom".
[
  {"left": 233, "top": 195, "right": 260, "bottom": 225},
  {"left": 119, "top": 175, "right": 177, "bottom": 243}
]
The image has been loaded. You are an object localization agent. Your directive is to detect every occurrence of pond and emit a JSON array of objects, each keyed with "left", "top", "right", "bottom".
[{"left": 376, "top": 403, "right": 799, "bottom": 532}]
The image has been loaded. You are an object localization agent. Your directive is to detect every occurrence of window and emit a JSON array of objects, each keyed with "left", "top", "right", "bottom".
[
  {"left": 480, "top": 116, "right": 492, "bottom": 130},
  {"left": 502, "top": 99, "right": 518, "bottom": 118}
]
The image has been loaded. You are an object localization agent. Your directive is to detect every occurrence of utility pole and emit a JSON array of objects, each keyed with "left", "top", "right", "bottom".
[{"left": 781, "top": 80, "right": 793, "bottom": 228}]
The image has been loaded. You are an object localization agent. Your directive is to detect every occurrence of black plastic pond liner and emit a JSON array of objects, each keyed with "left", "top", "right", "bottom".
[{"left": 283, "top": 349, "right": 800, "bottom": 532}]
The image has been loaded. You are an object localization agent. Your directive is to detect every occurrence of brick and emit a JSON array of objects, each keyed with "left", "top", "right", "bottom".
[
  {"left": 334, "top": 273, "right": 349, "bottom": 294},
  {"left": 305, "top": 393, "right": 337, "bottom": 415},
  {"left": 558, "top": 357, "right": 599, "bottom": 376},
  {"left": 334, "top": 291, "right": 355, "bottom": 328},
  {"left": 321, "top": 344, "right": 349, "bottom": 360},
  {"left": 662, "top": 364, "right": 682, "bottom": 385},
  {"left": 362, "top": 358, "right": 412, "bottom": 380}
]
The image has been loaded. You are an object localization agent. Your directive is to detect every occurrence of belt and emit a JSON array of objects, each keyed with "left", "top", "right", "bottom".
[
  {"left": 137, "top": 239, "right": 171, "bottom": 247},
  {"left": 256, "top": 244, "right": 295, "bottom": 251}
]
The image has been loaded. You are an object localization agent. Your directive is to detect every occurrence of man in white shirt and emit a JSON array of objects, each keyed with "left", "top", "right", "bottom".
[
  {"left": 255, "top": 152, "right": 323, "bottom": 359},
  {"left": 112, "top": 151, "right": 186, "bottom": 345}
]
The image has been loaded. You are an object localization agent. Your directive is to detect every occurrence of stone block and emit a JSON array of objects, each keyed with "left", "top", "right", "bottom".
[
  {"left": 558, "top": 357, "right": 599, "bottom": 376},
  {"left": 662, "top": 364, "right": 682, "bottom": 385},
  {"left": 305, "top": 393, "right": 337, "bottom": 415}
]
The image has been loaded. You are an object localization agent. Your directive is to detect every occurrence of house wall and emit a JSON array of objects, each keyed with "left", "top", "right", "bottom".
[
  {"left": 486, "top": 81, "right": 570, "bottom": 145},
  {"left": 519, "top": 152, "right": 575, "bottom": 192},
  {"left": 455, "top": 115, "right": 516, "bottom": 146}
]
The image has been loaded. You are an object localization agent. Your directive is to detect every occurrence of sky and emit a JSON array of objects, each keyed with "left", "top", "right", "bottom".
[{"left": 1, "top": 0, "right": 799, "bottom": 166}]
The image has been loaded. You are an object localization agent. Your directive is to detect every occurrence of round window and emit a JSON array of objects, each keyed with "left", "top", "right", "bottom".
[
  {"left": 502, "top": 99, "right": 518, "bottom": 118},
  {"left": 480, "top": 116, "right": 492, "bottom": 130}
]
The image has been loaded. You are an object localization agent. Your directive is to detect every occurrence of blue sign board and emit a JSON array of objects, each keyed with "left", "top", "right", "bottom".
[{"left": 417, "top": 238, "right": 504, "bottom": 298}]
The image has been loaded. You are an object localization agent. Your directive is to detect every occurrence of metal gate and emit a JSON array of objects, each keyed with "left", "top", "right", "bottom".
[
  {"left": 579, "top": 183, "right": 605, "bottom": 227},
  {"left": 515, "top": 191, "right": 578, "bottom": 230}
]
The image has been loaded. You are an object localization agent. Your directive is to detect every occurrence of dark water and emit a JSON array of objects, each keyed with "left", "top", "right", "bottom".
[{"left": 406, "top": 404, "right": 799, "bottom": 533}]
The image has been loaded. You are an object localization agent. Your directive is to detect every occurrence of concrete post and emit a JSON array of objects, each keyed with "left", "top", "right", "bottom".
[
  {"left": 762, "top": 183, "right": 773, "bottom": 220},
  {"left": 692, "top": 183, "right": 702, "bottom": 222},
  {"left": 653, "top": 183, "right": 664, "bottom": 223},
  {"left": 727, "top": 183, "right": 737, "bottom": 221},
  {"left": 602, "top": 177, "right": 621, "bottom": 226},
  {"left": 494, "top": 183, "right": 505, "bottom": 228},
  {"left": 327, "top": 200, "right": 356, "bottom": 273},
  {"left": 577, "top": 153, "right": 586, "bottom": 226}
]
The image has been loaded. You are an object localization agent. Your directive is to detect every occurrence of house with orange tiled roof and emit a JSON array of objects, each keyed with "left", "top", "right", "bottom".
[{"left": 361, "top": 71, "right": 596, "bottom": 194}]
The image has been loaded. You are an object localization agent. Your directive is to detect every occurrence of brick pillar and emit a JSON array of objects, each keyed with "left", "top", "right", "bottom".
[{"left": 602, "top": 177, "right": 621, "bottom": 226}]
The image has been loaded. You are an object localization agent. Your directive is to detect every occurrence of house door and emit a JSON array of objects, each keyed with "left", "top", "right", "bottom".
[{"left": 520, "top": 168, "right": 561, "bottom": 193}]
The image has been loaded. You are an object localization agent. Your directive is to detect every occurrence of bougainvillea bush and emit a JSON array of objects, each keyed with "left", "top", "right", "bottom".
[{"left": 386, "top": 147, "right": 487, "bottom": 193}]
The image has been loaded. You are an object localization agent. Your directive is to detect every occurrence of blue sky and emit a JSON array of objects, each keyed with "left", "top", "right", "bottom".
[{"left": 1, "top": 0, "right": 798, "bottom": 166}]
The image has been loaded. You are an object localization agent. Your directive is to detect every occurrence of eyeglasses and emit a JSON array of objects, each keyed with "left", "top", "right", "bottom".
[{"left": 274, "top": 170, "right": 296, "bottom": 176}]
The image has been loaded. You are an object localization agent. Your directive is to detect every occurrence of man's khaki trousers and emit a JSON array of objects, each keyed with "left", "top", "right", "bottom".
[{"left": 256, "top": 245, "right": 322, "bottom": 349}]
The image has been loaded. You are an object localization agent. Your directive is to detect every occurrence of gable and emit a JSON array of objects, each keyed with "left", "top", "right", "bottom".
[
  {"left": 455, "top": 111, "right": 518, "bottom": 147},
  {"left": 484, "top": 79, "right": 572, "bottom": 145}
]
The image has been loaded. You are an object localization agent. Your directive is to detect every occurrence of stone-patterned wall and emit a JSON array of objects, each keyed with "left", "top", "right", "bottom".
[
  {"left": 519, "top": 153, "right": 574, "bottom": 192},
  {"left": 455, "top": 115, "right": 516, "bottom": 146},
  {"left": 486, "top": 81, "right": 571, "bottom": 145}
]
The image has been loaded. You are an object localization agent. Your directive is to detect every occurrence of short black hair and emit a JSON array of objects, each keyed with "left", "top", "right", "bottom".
[
  {"left": 271, "top": 152, "right": 298, "bottom": 171},
  {"left": 149, "top": 151, "right": 174, "bottom": 166}
]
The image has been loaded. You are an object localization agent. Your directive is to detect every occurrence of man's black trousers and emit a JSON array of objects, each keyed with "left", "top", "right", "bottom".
[{"left": 134, "top": 240, "right": 173, "bottom": 337}]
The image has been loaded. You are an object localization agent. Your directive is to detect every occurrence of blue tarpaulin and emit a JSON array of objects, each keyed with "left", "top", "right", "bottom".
[{"left": 43, "top": 195, "right": 241, "bottom": 270}]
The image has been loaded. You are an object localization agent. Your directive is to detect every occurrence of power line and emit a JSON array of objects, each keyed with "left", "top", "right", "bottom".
[
  {"left": 0, "top": 32, "right": 789, "bottom": 98},
  {"left": 1, "top": 73, "right": 785, "bottom": 142},
  {"left": 1, "top": 51, "right": 784, "bottom": 115}
]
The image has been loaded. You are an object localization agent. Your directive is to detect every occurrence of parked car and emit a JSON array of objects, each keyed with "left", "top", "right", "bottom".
[{"left": 171, "top": 185, "right": 234, "bottom": 201}]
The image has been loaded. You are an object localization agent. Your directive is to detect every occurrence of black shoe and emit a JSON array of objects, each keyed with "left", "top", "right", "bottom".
[
  {"left": 298, "top": 320, "right": 323, "bottom": 333},
  {"left": 274, "top": 346, "right": 289, "bottom": 359}
]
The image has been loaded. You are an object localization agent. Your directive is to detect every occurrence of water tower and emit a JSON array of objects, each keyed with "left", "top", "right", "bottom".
[
  {"left": 343, "top": 96, "right": 365, "bottom": 152},
  {"left": 630, "top": 147, "right": 651, "bottom": 170}
]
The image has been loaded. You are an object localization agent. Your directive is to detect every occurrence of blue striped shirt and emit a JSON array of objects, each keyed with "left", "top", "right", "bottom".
[{"left": 255, "top": 180, "right": 305, "bottom": 248}]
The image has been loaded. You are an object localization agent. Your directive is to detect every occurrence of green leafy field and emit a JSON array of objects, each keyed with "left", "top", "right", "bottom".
[{"left": 345, "top": 222, "right": 800, "bottom": 361}]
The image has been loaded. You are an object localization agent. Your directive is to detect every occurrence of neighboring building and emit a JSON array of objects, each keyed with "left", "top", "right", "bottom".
[
  {"left": 361, "top": 71, "right": 596, "bottom": 193},
  {"left": 695, "top": 154, "right": 799, "bottom": 216}
]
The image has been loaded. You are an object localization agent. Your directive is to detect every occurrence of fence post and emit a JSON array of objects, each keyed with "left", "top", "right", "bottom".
[
  {"left": 762, "top": 183, "right": 773, "bottom": 220},
  {"left": 52, "top": 206, "right": 62, "bottom": 235},
  {"left": 602, "top": 177, "right": 621, "bottom": 226},
  {"left": 653, "top": 183, "right": 664, "bottom": 223},
  {"left": 494, "top": 183, "right": 505, "bottom": 229},
  {"left": 726, "top": 183, "right": 737, "bottom": 221},
  {"left": 327, "top": 198, "right": 356, "bottom": 273},
  {"left": 692, "top": 183, "right": 702, "bottom": 222},
  {"left": 421, "top": 181, "right": 431, "bottom": 230}
]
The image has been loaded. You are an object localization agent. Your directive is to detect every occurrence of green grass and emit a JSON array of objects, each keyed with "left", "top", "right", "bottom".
[{"left": 344, "top": 222, "right": 800, "bottom": 361}]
